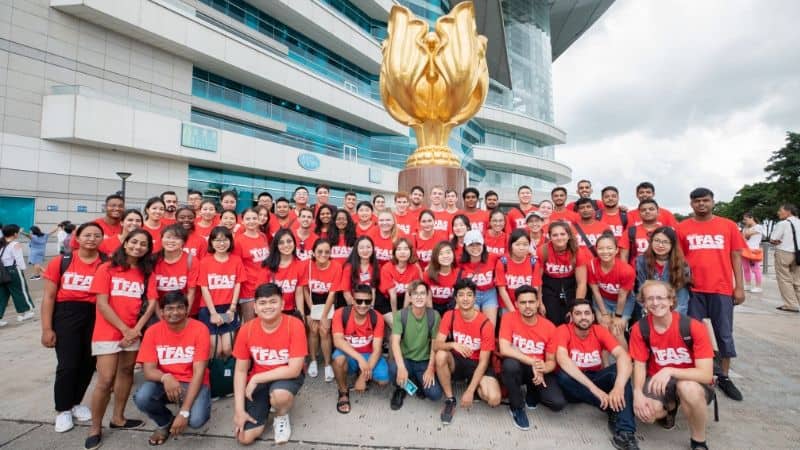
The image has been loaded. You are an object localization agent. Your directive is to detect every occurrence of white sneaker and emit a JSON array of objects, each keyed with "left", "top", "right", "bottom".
[
  {"left": 307, "top": 360, "right": 318, "bottom": 378},
  {"left": 272, "top": 414, "right": 291, "bottom": 444},
  {"left": 17, "top": 311, "right": 35, "bottom": 322},
  {"left": 54, "top": 411, "right": 74, "bottom": 433},
  {"left": 324, "top": 365, "right": 334, "bottom": 382},
  {"left": 0, "top": 320, "right": 8, "bottom": 327},
  {"left": 744, "top": 285, "right": 751, "bottom": 292},
  {"left": 751, "top": 287, "right": 763, "bottom": 293},
  {"left": 71, "top": 405, "right": 91, "bottom": 422}
]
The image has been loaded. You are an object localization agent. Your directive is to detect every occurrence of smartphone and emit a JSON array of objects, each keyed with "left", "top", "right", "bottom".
[{"left": 404, "top": 379, "right": 418, "bottom": 396}]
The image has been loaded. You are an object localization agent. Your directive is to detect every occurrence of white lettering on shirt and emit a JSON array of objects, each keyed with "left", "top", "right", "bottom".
[
  {"left": 505, "top": 274, "right": 532, "bottom": 290},
  {"left": 433, "top": 219, "right": 448, "bottom": 232},
  {"left": 156, "top": 345, "right": 195, "bottom": 365},
  {"left": 512, "top": 335, "right": 545, "bottom": 356},
  {"left": 62, "top": 272, "right": 93, "bottom": 291},
  {"left": 469, "top": 271, "right": 494, "bottom": 287},
  {"left": 345, "top": 335, "right": 374, "bottom": 347},
  {"left": 331, "top": 246, "right": 352, "bottom": 259},
  {"left": 251, "top": 346, "right": 291, "bottom": 366},
  {"left": 248, "top": 247, "right": 269, "bottom": 263},
  {"left": 430, "top": 286, "right": 453, "bottom": 299},
  {"left": 207, "top": 274, "right": 236, "bottom": 289},
  {"left": 652, "top": 347, "right": 692, "bottom": 366},
  {"left": 545, "top": 263, "right": 572, "bottom": 275},
  {"left": 598, "top": 282, "right": 620, "bottom": 295},
  {"left": 570, "top": 349, "right": 601, "bottom": 368},
  {"left": 309, "top": 279, "right": 332, "bottom": 294},
  {"left": 453, "top": 331, "right": 481, "bottom": 350},
  {"left": 156, "top": 275, "right": 187, "bottom": 292},
  {"left": 110, "top": 277, "right": 144, "bottom": 298},
  {"left": 686, "top": 234, "right": 725, "bottom": 250},
  {"left": 417, "top": 249, "right": 432, "bottom": 262},
  {"left": 277, "top": 279, "right": 297, "bottom": 294}
]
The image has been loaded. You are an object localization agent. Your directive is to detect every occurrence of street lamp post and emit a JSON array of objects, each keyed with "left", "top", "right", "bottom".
[{"left": 116, "top": 172, "right": 132, "bottom": 200}]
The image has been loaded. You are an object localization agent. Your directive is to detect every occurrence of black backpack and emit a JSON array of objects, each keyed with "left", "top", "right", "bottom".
[
  {"left": 573, "top": 223, "right": 599, "bottom": 258},
  {"left": 445, "top": 310, "right": 489, "bottom": 343},
  {"left": 499, "top": 255, "right": 537, "bottom": 272},
  {"left": 341, "top": 305, "right": 378, "bottom": 331},
  {"left": 58, "top": 253, "right": 109, "bottom": 278},
  {"left": 399, "top": 307, "right": 437, "bottom": 341}
]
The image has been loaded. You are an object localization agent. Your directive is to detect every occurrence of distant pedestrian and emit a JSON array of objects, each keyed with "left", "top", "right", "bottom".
[
  {"left": 740, "top": 213, "right": 765, "bottom": 293},
  {"left": 0, "top": 224, "right": 36, "bottom": 326},
  {"left": 22, "top": 225, "right": 53, "bottom": 280},
  {"left": 769, "top": 203, "right": 800, "bottom": 313}
]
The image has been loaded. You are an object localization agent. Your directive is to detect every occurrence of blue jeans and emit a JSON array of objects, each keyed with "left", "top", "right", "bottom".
[
  {"left": 555, "top": 364, "right": 635, "bottom": 433},
  {"left": 134, "top": 381, "right": 211, "bottom": 429},
  {"left": 332, "top": 349, "right": 390, "bottom": 382},
  {"left": 387, "top": 358, "right": 443, "bottom": 401}
]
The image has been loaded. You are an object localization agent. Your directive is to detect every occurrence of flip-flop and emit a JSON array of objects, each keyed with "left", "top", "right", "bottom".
[
  {"left": 148, "top": 428, "right": 170, "bottom": 446},
  {"left": 336, "top": 390, "right": 351, "bottom": 414},
  {"left": 109, "top": 419, "right": 144, "bottom": 429}
]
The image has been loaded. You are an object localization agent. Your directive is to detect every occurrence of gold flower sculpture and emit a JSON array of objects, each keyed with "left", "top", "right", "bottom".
[{"left": 380, "top": 2, "right": 489, "bottom": 168}]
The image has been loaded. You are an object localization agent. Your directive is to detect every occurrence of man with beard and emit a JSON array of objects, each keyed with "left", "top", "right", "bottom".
[
  {"left": 462, "top": 188, "right": 489, "bottom": 235},
  {"left": 554, "top": 300, "right": 639, "bottom": 450},
  {"left": 567, "top": 180, "right": 604, "bottom": 213},
  {"left": 409, "top": 186, "right": 425, "bottom": 214},
  {"left": 484, "top": 191, "right": 500, "bottom": 215},
  {"left": 627, "top": 182, "right": 678, "bottom": 228},
  {"left": 550, "top": 187, "right": 579, "bottom": 224},
  {"left": 134, "top": 291, "right": 211, "bottom": 445},
  {"left": 598, "top": 186, "right": 628, "bottom": 241},
  {"left": 573, "top": 198, "right": 616, "bottom": 258},
  {"left": 160, "top": 191, "right": 179, "bottom": 225},
  {"left": 620, "top": 199, "right": 664, "bottom": 263},
  {"left": 69, "top": 194, "right": 125, "bottom": 252},
  {"left": 506, "top": 186, "right": 538, "bottom": 233}
]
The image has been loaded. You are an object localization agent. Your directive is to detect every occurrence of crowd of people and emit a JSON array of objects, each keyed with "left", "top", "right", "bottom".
[{"left": 3, "top": 179, "right": 799, "bottom": 450}]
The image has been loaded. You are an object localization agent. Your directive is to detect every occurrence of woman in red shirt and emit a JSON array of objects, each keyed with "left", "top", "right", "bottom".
[
  {"left": 195, "top": 200, "right": 218, "bottom": 241},
  {"left": 219, "top": 209, "right": 239, "bottom": 234},
  {"left": 153, "top": 225, "right": 198, "bottom": 316},
  {"left": 233, "top": 208, "right": 271, "bottom": 323},
  {"left": 314, "top": 204, "right": 335, "bottom": 239},
  {"left": 355, "top": 201, "right": 376, "bottom": 236},
  {"left": 255, "top": 205, "right": 272, "bottom": 237},
  {"left": 142, "top": 197, "right": 166, "bottom": 253},
  {"left": 485, "top": 210, "right": 508, "bottom": 256},
  {"left": 414, "top": 209, "right": 448, "bottom": 270},
  {"left": 423, "top": 241, "right": 458, "bottom": 316},
  {"left": 261, "top": 229, "right": 308, "bottom": 317},
  {"left": 370, "top": 210, "right": 398, "bottom": 266},
  {"left": 379, "top": 238, "right": 423, "bottom": 326},
  {"left": 86, "top": 229, "right": 158, "bottom": 446},
  {"left": 537, "top": 221, "right": 588, "bottom": 326},
  {"left": 175, "top": 207, "right": 207, "bottom": 260},
  {"left": 40, "top": 222, "right": 105, "bottom": 432},
  {"left": 499, "top": 229, "right": 542, "bottom": 313},
  {"left": 99, "top": 209, "right": 143, "bottom": 257},
  {"left": 450, "top": 214, "right": 471, "bottom": 263},
  {"left": 197, "top": 226, "right": 244, "bottom": 358},
  {"left": 329, "top": 209, "right": 356, "bottom": 263},
  {"left": 459, "top": 230, "right": 505, "bottom": 326},
  {"left": 341, "top": 235, "right": 380, "bottom": 306},
  {"left": 526, "top": 211, "right": 547, "bottom": 255},
  {"left": 306, "top": 238, "right": 342, "bottom": 383},
  {"left": 588, "top": 231, "right": 636, "bottom": 347}
]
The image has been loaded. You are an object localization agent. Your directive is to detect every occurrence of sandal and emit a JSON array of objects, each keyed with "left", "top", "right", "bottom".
[
  {"left": 336, "top": 390, "right": 351, "bottom": 414},
  {"left": 148, "top": 428, "right": 170, "bottom": 446},
  {"left": 109, "top": 418, "right": 144, "bottom": 429}
]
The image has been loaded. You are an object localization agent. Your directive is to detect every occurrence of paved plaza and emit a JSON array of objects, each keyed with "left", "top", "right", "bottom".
[{"left": 1, "top": 264, "right": 798, "bottom": 449}]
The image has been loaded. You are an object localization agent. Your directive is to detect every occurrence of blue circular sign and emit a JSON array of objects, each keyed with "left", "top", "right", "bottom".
[{"left": 297, "top": 153, "right": 320, "bottom": 171}]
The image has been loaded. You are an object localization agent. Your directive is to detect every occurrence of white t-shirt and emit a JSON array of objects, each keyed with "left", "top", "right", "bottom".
[
  {"left": 771, "top": 217, "right": 800, "bottom": 252},
  {"left": 744, "top": 224, "right": 765, "bottom": 249},
  {"left": 0, "top": 241, "right": 26, "bottom": 269}
]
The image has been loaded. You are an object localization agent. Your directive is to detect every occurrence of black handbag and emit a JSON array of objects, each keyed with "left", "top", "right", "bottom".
[
  {"left": 0, "top": 246, "right": 13, "bottom": 284},
  {"left": 789, "top": 221, "right": 800, "bottom": 265}
]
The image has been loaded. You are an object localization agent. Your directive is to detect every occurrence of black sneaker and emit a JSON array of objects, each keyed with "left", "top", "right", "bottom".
[
  {"left": 440, "top": 397, "right": 456, "bottom": 425},
  {"left": 524, "top": 390, "right": 538, "bottom": 410},
  {"left": 390, "top": 388, "right": 406, "bottom": 410},
  {"left": 716, "top": 376, "right": 743, "bottom": 401},
  {"left": 84, "top": 434, "right": 102, "bottom": 450},
  {"left": 611, "top": 431, "right": 640, "bottom": 450},
  {"left": 657, "top": 405, "right": 678, "bottom": 430},
  {"left": 607, "top": 410, "right": 619, "bottom": 434},
  {"left": 509, "top": 407, "right": 530, "bottom": 431}
]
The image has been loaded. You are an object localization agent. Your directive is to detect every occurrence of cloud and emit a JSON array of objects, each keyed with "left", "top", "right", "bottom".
[{"left": 552, "top": 0, "right": 799, "bottom": 213}]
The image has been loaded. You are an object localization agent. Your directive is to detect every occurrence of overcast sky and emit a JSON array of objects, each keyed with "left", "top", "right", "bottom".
[{"left": 552, "top": 0, "right": 799, "bottom": 214}]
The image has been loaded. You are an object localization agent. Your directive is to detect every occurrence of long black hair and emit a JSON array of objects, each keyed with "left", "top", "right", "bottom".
[
  {"left": 329, "top": 209, "right": 356, "bottom": 249},
  {"left": 263, "top": 228, "right": 295, "bottom": 272},
  {"left": 346, "top": 235, "right": 380, "bottom": 290},
  {"left": 314, "top": 204, "right": 335, "bottom": 236},
  {"left": 110, "top": 229, "right": 155, "bottom": 276},
  {"left": 1, "top": 224, "right": 21, "bottom": 250},
  {"left": 450, "top": 214, "right": 471, "bottom": 250}
]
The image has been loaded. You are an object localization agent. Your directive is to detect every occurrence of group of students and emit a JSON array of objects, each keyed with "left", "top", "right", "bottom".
[{"left": 34, "top": 179, "right": 748, "bottom": 450}]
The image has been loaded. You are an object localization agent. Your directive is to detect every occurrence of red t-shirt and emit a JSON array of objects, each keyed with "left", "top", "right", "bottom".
[
  {"left": 554, "top": 323, "right": 619, "bottom": 372},
  {"left": 423, "top": 269, "right": 458, "bottom": 305},
  {"left": 153, "top": 253, "right": 198, "bottom": 300},
  {"left": 573, "top": 220, "right": 621, "bottom": 251},
  {"left": 599, "top": 210, "right": 628, "bottom": 240},
  {"left": 142, "top": 223, "right": 164, "bottom": 253},
  {"left": 379, "top": 263, "right": 423, "bottom": 295},
  {"left": 97, "top": 236, "right": 123, "bottom": 257},
  {"left": 628, "top": 208, "right": 678, "bottom": 228},
  {"left": 414, "top": 231, "right": 448, "bottom": 270},
  {"left": 232, "top": 316, "right": 308, "bottom": 380},
  {"left": 626, "top": 225, "right": 662, "bottom": 262},
  {"left": 567, "top": 200, "right": 605, "bottom": 212},
  {"left": 89, "top": 262, "right": 158, "bottom": 342},
  {"left": 330, "top": 234, "right": 352, "bottom": 262},
  {"left": 394, "top": 212, "right": 417, "bottom": 237},
  {"left": 676, "top": 216, "right": 746, "bottom": 295},
  {"left": 340, "top": 263, "right": 375, "bottom": 293},
  {"left": 502, "top": 256, "right": 543, "bottom": 303},
  {"left": 432, "top": 210, "right": 452, "bottom": 236},
  {"left": 506, "top": 206, "right": 537, "bottom": 233},
  {"left": 196, "top": 254, "right": 245, "bottom": 307},
  {"left": 233, "top": 232, "right": 270, "bottom": 298},
  {"left": 550, "top": 209, "right": 579, "bottom": 224},
  {"left": 293, "top": 230, "right": 319, "bottom": 262},
  {"left": 308, "top": 260, "right": 342, "bottom": 303},
  {"left": 484, "top": 231, "right": 507, "bottom": 256},
  {"left": 438, "top": 310, "right": 495, "bottom": 362},
  {"left": 465, "top": 210, "right": 489, "bottom": 235},
  {"left": 459, "top": 255, "right": 506, "bottom": 291},
  {"left": 355, "top": 222, "right": 377, "bottom": 238},
  {"left": 137, "top": 319, "right": 210, "bottom": 385},
  {"left": 42, "top": 254, "right": 105, "bottom": 303},
  {"left": 537, "top": 243, "right": 589, "bottom": 279},
  {"left": 629, "top": 312, "right": 714, "bottom": 377},
  {"left": 71, "top": 218, "right": 122, "bottom": 250},
  {"left": 499, "top": 312, "right": 557, "bottom": 360},
  {"left": 183, "top": 233, "right": 208, "bottom": 260},
  {"left": 263, "top": 259, "right": 308, "bottom": 312},
  {"left": 587, "top": 257, "right": 635, "bottom": 301},
  {"left": 367, "top": 229, "right": 395, "bottom": 266},
  {"left": 332, "top": 307, "right": 386, "bottom": 353},
  {"left": 194, "top": 221, "right": 216, "bottom": 241}
]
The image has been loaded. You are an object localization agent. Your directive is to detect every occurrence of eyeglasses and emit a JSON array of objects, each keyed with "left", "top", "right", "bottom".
[
  {"left": 212, "top": 239, "right": 229, "bottom": 244},
  {"left": 354, "top": 299, "right": 372, "bottom": 306},
  {"left": 652, "top": 239, "right": 671, "bottom": 246},
  {"left": 644, "top": 295, "right": 672, "bottom": 302}
]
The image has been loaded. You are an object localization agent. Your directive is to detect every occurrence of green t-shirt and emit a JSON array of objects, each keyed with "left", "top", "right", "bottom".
[{"left": 392, "top": 308, "right": 441, "bottom": 362}]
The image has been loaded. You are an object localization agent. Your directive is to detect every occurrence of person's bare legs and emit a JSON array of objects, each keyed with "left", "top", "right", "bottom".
[{"left": 110, "top": 351, "right": 137, "bottom": 426}]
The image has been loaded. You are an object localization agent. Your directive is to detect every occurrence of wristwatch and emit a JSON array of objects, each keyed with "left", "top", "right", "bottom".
[
  {"left": 179, "top": 410, "right": 190, "bottom": 419},
  {"left": 614, "top": 313, "right": 623, "bottom": 318}
]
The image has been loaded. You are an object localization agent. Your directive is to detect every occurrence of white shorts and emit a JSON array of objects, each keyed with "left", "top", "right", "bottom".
[{"left": 92, "top": 339, "right": 141, "bottom": 356}]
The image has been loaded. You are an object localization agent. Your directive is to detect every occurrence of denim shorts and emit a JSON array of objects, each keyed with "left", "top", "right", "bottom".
[
  {"left": 599, "top": 296, "right": 635, "bottom": 320},
  {"left": 475, "top": 288, "right": 499, "bottom": 310},
  {"left": 332, "top": 349, "right": 390, "bottom": 382}
]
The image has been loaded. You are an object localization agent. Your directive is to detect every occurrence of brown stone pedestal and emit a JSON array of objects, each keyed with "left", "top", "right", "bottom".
[{"left": 398, "top": 166, "right": 467, "bottom": 205}]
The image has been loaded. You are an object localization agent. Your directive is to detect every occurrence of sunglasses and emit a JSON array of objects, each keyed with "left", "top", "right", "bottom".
[{"left": 354, "top": 299, "right": 372, "bottom": 306}]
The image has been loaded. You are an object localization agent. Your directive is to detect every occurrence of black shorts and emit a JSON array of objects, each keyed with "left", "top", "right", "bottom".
[
  {"left": 643, "top": 376, "right": 713, "bottom": 409},
  {"left": 688, "top": 292, "right": 736, "bottom": 358},
  {"left": 244, "top": 374, "right": 305, "bottom": 430},
  {"left": 452, "top": 354, "right": 495, "bottom": 382}
]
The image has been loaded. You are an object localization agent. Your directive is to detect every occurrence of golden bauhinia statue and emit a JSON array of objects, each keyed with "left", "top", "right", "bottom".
[{"left": 380, "top": 2, "right": 489, "bottom": 169}]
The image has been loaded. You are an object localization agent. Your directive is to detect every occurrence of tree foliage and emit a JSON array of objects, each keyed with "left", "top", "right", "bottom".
[{"left": 714, "top": 132, "right": 800, "bottom": 222}]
